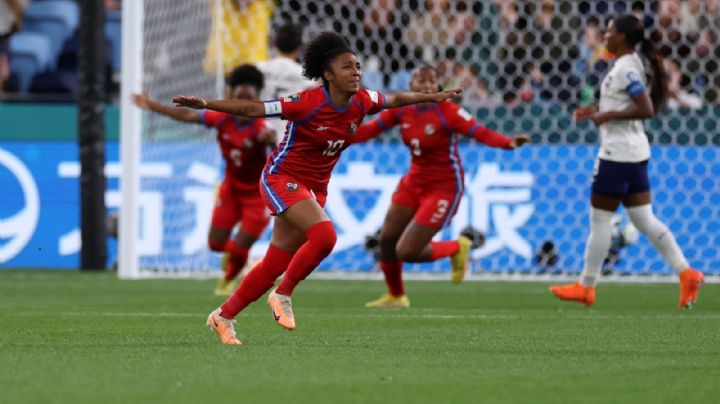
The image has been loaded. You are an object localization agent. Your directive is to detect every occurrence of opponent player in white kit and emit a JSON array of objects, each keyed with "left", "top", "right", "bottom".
[
  {"left": 550, "top": 15, "right": 704, "bottom": 308},
  {"left": 257, "top": 22, "right": 318, "bottom": 139}
]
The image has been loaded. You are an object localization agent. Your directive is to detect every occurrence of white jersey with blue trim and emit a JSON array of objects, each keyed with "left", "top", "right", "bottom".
[
  {"left": 257, "top": 57, "right": 319, "bottom": 142},
  {"left": 598, "top": 53, "right": 650, "bottom": 162}
]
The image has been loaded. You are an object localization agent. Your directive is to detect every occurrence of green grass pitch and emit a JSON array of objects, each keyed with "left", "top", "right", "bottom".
[{"left": 0, "top": 270, "right": 718, "bottom": 404}]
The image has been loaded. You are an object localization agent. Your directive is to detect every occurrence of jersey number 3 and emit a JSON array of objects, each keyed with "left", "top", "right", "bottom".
[
  {"left": 410, "top": 138, "right": 422, "bottom": 156},
  {"left": 322, "top": 140, "right": 345, "bottom": 156}
]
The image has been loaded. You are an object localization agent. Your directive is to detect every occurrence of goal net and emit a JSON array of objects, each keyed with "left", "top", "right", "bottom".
[{"left": 120, "top": 0, "right": 720, "bottom": 280}]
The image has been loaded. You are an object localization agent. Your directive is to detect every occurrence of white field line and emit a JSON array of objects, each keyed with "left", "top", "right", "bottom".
[
  {"left": 12, "top": 311, "right": 720, "bottom": 321},
  {"left": 124, "top": 271, "right": 720, "bottom": 284}
]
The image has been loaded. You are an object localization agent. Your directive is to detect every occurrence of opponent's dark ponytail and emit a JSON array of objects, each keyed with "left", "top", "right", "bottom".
[{"left": 614, "top": 14, "right": 667, "bottom": 112}]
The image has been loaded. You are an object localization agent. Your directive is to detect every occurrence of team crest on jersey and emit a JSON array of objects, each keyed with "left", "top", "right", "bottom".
[
  {"left": 282, "top": 94, "right": 300, "bottom": 102},
  {"left": 349, "top": 122, "right": 358, "bottom": 134},
  {"left": 286, "top": 182, "right": 298, "bottom": 191},
  {"left": 424, "top": 124, "right": 435, "bottom": 136},
  {"left": 243, "top": 138, "right": 253, "bottom": 148}
]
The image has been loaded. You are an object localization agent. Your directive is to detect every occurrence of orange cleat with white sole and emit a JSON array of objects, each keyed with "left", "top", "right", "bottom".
[
  {"left": 549, "top": 282, "right": 596, "bottom": 307},
  {"left": 206, "top": 309, "right": 242, "bottom": 345},
  {"left": 678, "top": 268, "right": 704, "bottom": 309},
  {"left": 267, "top": 289, "right": 295, "bottom": 330}
]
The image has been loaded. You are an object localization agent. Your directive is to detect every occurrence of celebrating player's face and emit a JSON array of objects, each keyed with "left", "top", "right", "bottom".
[
  {"left": 325, "top": 52, "right": 362, "bottom": 94},
  {"left": 410, "top": 68, "right": 439, "bottom": 94}
]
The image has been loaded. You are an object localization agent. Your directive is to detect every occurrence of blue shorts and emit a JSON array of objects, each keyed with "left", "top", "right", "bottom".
[{"left": 591, "top": 159, "right": 650, "bottom": 198}]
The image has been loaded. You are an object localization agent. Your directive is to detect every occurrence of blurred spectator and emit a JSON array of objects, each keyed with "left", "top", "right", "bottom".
[
  {"left": 361, "top": 0, "right": 413, "bottom": 76},
  {"left": 534, "top": 0, "right": 554, "bottom": 31},
  {"left": 0, "top": 0, "right": 25, "bottom": 93},
  {"left": 204, "top": 0, "right": 274, "bottom": 74},
  {"left": 631, "top": 1, "right": 655, "bottom": 28},
  {"left": 577, "top": 16, "right": 610, "bottom": 75},
  {"left": 404, "top": 0, "right": 477, "bottom": 62},
  {"left": 665, "top": 58, "right": 703, "bottom": 110},
  {"left": 678, "top": 0, "right": 703, "bottom": 36},
  {"left": 438, "top": 59, "right": 501, "bottom": 108}
]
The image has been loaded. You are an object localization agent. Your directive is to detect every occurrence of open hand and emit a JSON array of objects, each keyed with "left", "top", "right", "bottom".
[
  {"left": 429, "top": 87, "right": 464, "bottom": 103},
  {"left": 573, "top": 106, "right": 598, "bottom": 122},
  {"left": 589, "top": 112, "right": 610, "bottom": 127},
  {"left": 131, "top": 93, "right": 151, "bottom": 109},
  {"left": 509, "top": 134, "right": 531, "bottom": 149},
  {"left": 172, "top": 95, "right": 207, "bottom": 109}
]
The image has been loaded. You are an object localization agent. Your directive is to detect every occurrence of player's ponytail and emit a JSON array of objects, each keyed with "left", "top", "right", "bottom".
[
  {"left": 640, "top": 38, "right": 667, "bottom": 113},
  {"left": 302, "top": 32, "right": 353, "bottom": 85},
  {"left": 614, "top": 14, "right": 667, "bottom": 113}
]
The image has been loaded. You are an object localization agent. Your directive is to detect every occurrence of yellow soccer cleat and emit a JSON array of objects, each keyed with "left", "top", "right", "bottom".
[
  {"left": 206, "top": 309, "right": 242, "bottom": 345},
  {"left": 267, "top": 289, "right": 295, "bottom": 330},
  {"left": 365, "top": 294, "right": 410, "bottom": 308},
  {"left": 450, "top": 236, "right": 472, "bottom": 284},
  {"left": 220, "top": 251, "right": 230, "bottom": 273},
  {"left": 214, "top": 277, "right": 237, "bottom": 296}
]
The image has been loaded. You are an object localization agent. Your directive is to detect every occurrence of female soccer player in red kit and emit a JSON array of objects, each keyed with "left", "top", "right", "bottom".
[
  {"left": 173, "top": 32, "right": 463, "bottom": 345},
  {"left": 132, "top": 65, "right": 275, "bottom": 296},
  {"left": 353, "top": 66, "right": 530, "bottom": 308}
]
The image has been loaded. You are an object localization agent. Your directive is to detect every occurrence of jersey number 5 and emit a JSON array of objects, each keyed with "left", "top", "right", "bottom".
[{"left": 322, "top": 140, "right": 345, "bottom": 156}]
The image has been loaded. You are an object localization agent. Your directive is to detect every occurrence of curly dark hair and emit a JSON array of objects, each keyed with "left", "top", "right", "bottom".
[
  {"left": 226, "top": 64, "right": 264, "bottom": 91},
  {"left": 302, "top": 32, "right": 353, "bottom": 83}
]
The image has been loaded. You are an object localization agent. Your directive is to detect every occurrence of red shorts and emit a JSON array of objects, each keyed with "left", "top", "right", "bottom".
[
  {"left": 211, "top": 182, "right": 271, "bottom": 238},
  {"left": 391, "top": 176, "right": 462, "bottom": 229},
  {"left": 260, "top": 173, "right": 328, "bottom": 215}
]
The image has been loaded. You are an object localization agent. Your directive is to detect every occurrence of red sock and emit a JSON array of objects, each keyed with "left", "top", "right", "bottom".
[
  {"left": 224, "top": 243, "right": 249, "bottom": 281},
  {"left": 430, "top": 241, "right": 459, "bottom": 261},
  {"left": 380, "top": 260, "right": 404, "bottom": 296},
  {"left": 219, "top": 244, "right": 294, "bottom": 319},
  {"left": 276, "top": 221, "right": 337, "bottom": 296}
]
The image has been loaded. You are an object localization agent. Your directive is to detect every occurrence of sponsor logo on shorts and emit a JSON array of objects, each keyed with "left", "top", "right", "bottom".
[{"left": 286, "top": 182, "right": 298, "bottom": 191}]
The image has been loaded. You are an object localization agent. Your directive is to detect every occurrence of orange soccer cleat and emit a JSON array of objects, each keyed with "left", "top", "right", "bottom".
[
  {"left": 267, "top": 289, "right": 296, "bottom": 330},
  {"left": 549, "top": 282, "right": 596, "bottom": 307},
  {"left": 678, "top": 268, "right": 704, "bottom": 309},
  {"left": 206, "top": 309, "right": 242, "bottom": 345}
]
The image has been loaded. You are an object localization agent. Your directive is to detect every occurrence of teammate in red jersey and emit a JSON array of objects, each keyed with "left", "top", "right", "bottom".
[
  {"left": 173, "top": 32, "right": 463, "bottom": 345},
  {"left": 353, "top": 66, "right": 530, "bottom": 308},
  {"left": 132, "top": 65, "right": 275, "bottom": 296}
]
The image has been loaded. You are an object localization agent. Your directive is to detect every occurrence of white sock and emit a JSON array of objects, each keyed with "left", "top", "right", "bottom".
[
  {"left": 579, "top": 208, "right": 615, "bottom": 287},
  {"left": 626, "top": 204, "right": 689, "bottom": 274}
]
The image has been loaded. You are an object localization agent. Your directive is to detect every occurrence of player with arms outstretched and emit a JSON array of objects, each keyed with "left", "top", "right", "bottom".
[
  {"left": 354, "top": 66, "right": 529, "bottom": 308},
  {"left": 173, "top": 32, "right": 463, "bottom": 345},
  {"left": 132, "top": 65, "right": 275, "bottom": 296},
  {"left": 550, "top": 15, "right": 703, "bottom": 308}
]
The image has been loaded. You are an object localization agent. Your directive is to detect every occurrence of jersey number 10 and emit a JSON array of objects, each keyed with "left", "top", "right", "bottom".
[{"left": 322, "top": 140, "right": 345, "bottom": 156}]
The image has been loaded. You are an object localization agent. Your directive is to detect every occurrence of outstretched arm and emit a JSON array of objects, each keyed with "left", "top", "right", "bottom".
[
  {"left": 171, "top": 96, "right": 267, "bottom": 118},
  {"left": 383, "top": 88, "right": 463, "bottom": 109},
  {"left": 132, "top": 93, "right": 200, "bottom": 123}
]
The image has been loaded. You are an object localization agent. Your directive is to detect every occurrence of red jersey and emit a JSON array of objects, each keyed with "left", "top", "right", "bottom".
[
  {"left": 262, "top": 86, "right": 385, "bottom": 191},
  {"left": 354, "top": 101, "right": 512, "bottom": 193},
  {"left": 200, "top": 110, "right": 272, "bottom": 193}
]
